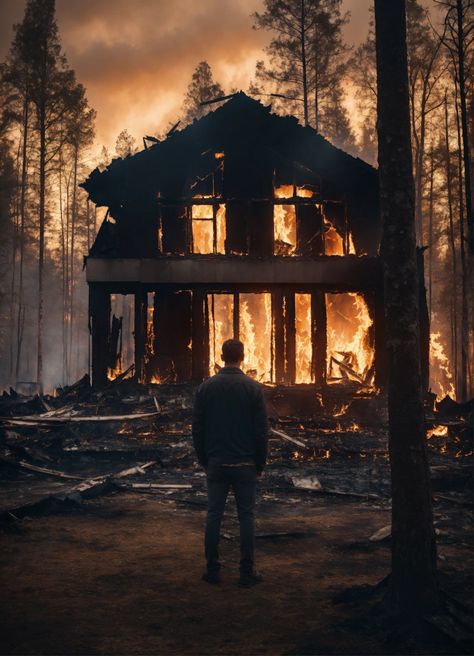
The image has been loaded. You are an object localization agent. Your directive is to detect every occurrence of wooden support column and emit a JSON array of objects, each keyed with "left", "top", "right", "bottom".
[
  {"left": 312, "top": 291, "right": 327, "bottom": 386},
  {"left": 134, "top": 289, "right": 147, "bottom": 383},
  {"left": 233, "top": 293, "right": 240, "bottom": 339},
  {"left": 272, "top": 290, "right": 285, "bottom": 384},
  {"left": 192, "top": 289, "right": 207, "bottom": 381},
  {"left": 284, "top": 291, "right": 296, "bottom": 384},
  {"left": 89, "top": 284, "right": 110, "bottom": 389},
  {"left": 249, "top": 200, "right": 273, "bottom": 256}
]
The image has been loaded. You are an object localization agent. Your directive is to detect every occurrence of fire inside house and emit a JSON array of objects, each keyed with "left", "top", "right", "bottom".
[{"left": 81, "top": 93, "right": 429, "bottom": 389}]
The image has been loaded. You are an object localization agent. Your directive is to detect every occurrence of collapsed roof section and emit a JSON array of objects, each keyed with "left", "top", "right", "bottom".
[{"left": 81, "top": 92, "right": 380, "bottom": 256}]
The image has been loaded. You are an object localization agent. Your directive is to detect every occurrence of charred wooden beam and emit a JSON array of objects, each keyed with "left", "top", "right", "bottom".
[
  {"left": 312, "top": 291, "right": 327, "bottom": 386},
  {"left": 233, "top": 292, "right": 240, "bottom": 339},
  {"left": 161, "top": 205, "right": 189, "bottom": 255},
  {"left": 134, "top": 289, "right": 147, "bottom": 383},
  {"left": 153, "top": 291, "right": 192, "bottom": 383},
  {"left": 192, "top": 289, "right": 207, "bottom": 381},
  {"left": 249, "top": 200, "right": 273, "bottom": 257},
  {"left": 89, "top": 284, "right": 110, "bottom": 388},
  {"left": 272, "top": 290, "right": 285, "bottom": 384}
]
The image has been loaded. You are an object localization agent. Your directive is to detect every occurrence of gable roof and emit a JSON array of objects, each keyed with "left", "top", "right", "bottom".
[{"left": 82, "top": 92, "right": 380, "bottom": 253}]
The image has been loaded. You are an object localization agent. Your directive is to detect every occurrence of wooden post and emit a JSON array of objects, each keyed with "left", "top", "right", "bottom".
[
  {"left": 284, "top": 291, "right": 296, "bottom": 384},
  {"left": 134, "top": 289, "right": 147, "bottom": 383},
  {"left": 192, "top": 289, "right": 207, "bottom": 381},
  {"left": 312, "top": 291, "right": 327, "bottom": 386},
  {"left": 272, "top": 290, "right": 285, "bottom": 384},
  {"left": 233, "top": 293, "right": 240, "bottom": 339},
  {"left": 89, "top": 284, "right": 110, "bottom": 388}
]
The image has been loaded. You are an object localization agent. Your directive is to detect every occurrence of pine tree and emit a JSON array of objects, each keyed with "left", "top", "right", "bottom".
[
  {"left": 253, "top": 0, "right": 354, "bottom": 148},
  {"left": 115, "top": 129, "right": 137, "bottom": 158},
  {"left": 182, "top": 61, "right": 224, "bottom": 124}
]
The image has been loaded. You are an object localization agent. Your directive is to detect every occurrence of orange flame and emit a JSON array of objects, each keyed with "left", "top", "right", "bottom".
[
  {"left": 191, "top": 201, "right": 226, "bottom": 254},
  {"left": 430, "top": 332, "right": 455, "bottom": 399},
  {"left": 208, "top": 294, "right": 234, "bottom": 374},
  {"left": 326, "top": 293, "right": 374, "bottom": 384},
  {"left": 295, "top": 293, "right": 313, "bottom": 383},
  {"left": 240, "top": 293, "right": 272, "bottom": 381},
  {"left": 427, "top": 425, "right": 448, "bottom": 438}
]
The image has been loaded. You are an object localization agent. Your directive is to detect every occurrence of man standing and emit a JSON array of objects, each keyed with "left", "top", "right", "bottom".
[{"left": 192, "top": 338, "right": 269, "bottom": 587}]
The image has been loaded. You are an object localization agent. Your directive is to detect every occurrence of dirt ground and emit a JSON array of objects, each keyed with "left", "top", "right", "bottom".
[{"left": 1, "top": 491, "right": 472, "bottom": 656}]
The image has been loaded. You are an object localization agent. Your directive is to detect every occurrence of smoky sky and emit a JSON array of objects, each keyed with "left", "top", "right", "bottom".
[{"left": 0, "top": 0, "right": 374, "bottom": 151}]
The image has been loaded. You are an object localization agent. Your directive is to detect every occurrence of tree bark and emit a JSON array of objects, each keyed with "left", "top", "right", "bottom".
[
  {"left": 444, "top": 94, "right": 459, "bottom": 393},
  {"left": 374, "top": 0, "right": 438, "bottom": 615},
  {"left": 456, "top": 0, "right": 473, "bottom": 255},
  {"left": 301, "top": 0, "right": 309, "bottom": 127},
  {"left": 37, "top": 97, "right": 46, "bottom": 392}
]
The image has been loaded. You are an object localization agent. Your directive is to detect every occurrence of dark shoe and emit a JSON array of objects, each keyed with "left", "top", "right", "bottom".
[
  {"left": 239, "top": 570, "right": 263, "bottom": 587},
  {"left": 201, "top": 570, "right": 220, "bottom": 584}
]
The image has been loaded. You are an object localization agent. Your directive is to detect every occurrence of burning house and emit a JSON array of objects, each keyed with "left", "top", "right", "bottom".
[{"left": 81, "top": 92, "right": 428, "bottom": 390}]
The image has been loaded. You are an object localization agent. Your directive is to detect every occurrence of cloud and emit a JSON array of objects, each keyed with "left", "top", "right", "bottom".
[{"left": 0, "top": 0, "right": 374, "bottom": 150}]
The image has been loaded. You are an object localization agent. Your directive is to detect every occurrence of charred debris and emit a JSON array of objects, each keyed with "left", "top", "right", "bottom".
[{"left": 0, "top": 374, "right": 471, "bottom": 538}]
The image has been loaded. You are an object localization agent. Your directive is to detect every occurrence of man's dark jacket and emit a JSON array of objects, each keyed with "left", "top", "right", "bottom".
[{"left": 192, "top": 367, "right": 269, "bottom": 472}]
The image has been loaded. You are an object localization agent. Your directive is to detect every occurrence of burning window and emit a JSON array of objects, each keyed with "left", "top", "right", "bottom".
[
  {"left": 208, "top": 294, "right": 234, "bottom": 374},
  {"left": 322, "top": 208, "right": 356, "bottom": 256},
  {"left": 240, "top": 293, "right": 272, "bottom": 382},
  {"left": 274, "top": 185, "right": 320, "bottom": 256},
  {"left": 326, "top": 292, "right": 374, "bottom": 385},
  {"left": 274, "top": 185, "right": 297, "bottom": 255},
  {"left": 295, "top": 293, "right": 313, "bottom": 384},
  {"left": 191, "top": 201, "right": 226, "bottom": 254}
]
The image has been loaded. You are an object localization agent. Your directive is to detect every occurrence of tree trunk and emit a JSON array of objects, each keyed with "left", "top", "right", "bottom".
[
  {"left": 15, "top": 97, "right": 29, "bottom": 382},
  {"left": 374, "top": 0, "right": 438, "bottom": 615},
  {"left": 427, "top": 146, "right": 434, "bottom": 323},
  {"left": 301, "top": 0, "right": 309, "bottom": 127},
  {"left": 454, "top": 80, "right": 469, "bottom": 400},
  {"left": 456, "top": 0, "right": 473, "bottom": 255},
  {"left": 444, "top": 94, "right": 459, "bottom": 394},
  {"left": 68, "top": 145, "right": 78, "bottom": 382},
  {"left": 37, "top": 99, "right": 46, "bottom": 391}
]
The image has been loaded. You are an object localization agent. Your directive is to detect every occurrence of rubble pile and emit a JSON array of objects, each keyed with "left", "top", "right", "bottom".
[{"left": 0, "top": 376, "right": 472, "bottom": 541}]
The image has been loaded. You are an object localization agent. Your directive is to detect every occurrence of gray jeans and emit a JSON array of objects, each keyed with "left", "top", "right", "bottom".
[{"left": 205, "top": 461, "right": 257, "bottom": 574}]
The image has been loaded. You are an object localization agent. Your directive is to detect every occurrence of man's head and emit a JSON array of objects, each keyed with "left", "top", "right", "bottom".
[{"left": 222, "top": 339, "right": 244, "bottom": 367}]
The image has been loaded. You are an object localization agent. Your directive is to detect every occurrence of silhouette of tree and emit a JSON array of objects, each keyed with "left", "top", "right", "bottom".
[{"left": 182, "top": 61, "right": 224, "bottom": 124}]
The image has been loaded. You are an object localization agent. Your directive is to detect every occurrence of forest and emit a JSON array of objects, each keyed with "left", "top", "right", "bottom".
[{"left": 0, "top": 0, "right": 472, "bottom": 399}]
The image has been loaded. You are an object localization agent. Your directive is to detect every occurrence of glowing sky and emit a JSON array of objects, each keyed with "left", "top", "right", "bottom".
[{"left": 0, "top": 0, "right": 374, "bottom": 151}]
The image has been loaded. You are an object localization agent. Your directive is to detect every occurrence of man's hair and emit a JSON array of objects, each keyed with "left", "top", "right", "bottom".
[{"left": 222, "top": 338, "right": 244, "bottom": 363}]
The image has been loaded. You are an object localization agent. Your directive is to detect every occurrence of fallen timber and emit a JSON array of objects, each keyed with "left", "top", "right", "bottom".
[{"left": 0, "top": 410, "right": 159, "bottom": 427}]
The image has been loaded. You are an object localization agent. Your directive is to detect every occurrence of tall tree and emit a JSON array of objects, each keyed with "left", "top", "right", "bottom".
[
  {"left": 254, "top": 0, "right": 354, "bottom": 148},
  {"left": 182, "top": 61, "right": 224, "bottom": 125},
  {"left": 436, "top": 0, "right": 473, "bottom": 255},
  {"left": 65, "top": 86, "right": 95, "bottom": 377},
  {"left": 375, "top": 0, "right": 438, "bottom": 615},
  {"left": 114, "top": 129, "right": 137, "bottom": 158},
  {"left": 6, "top": 0, "right": 81, "bottom": 389}
]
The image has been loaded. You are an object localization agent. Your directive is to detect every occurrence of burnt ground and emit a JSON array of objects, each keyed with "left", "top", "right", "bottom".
[
  {"left": 1, "top": 490, "right": 472, "bottom": 656},
  {"left": 0, "top": 380, "right": 473, "bottom": 655}
]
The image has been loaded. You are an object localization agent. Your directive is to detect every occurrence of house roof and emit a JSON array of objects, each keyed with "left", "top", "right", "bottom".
[{"left": 81, "top": 92, "right": 380, "bottom": 253}]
